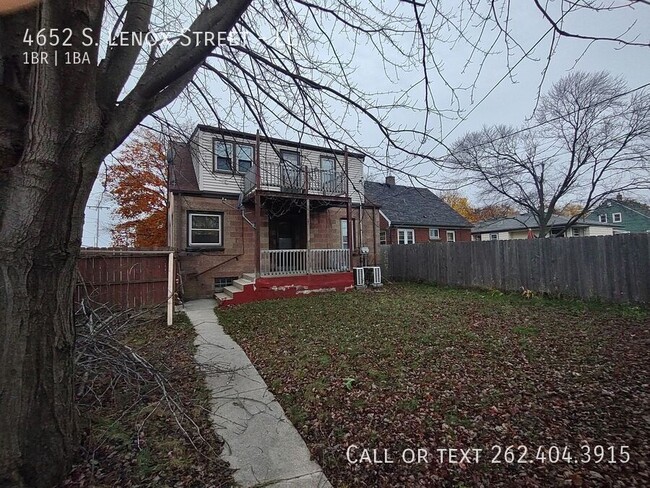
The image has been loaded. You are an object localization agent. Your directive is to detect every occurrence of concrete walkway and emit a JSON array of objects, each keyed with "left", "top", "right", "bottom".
[{"left": 184, "top": 299, "right": 332, "bottom": 488}]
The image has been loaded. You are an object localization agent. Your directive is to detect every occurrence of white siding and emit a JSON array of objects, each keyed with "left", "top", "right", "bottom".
[
  {"left": 191, "top": 128, "right": 365, "bottom": 203},
  {"left": 584, "top": 225, "right": 614, "bottom": 236}
]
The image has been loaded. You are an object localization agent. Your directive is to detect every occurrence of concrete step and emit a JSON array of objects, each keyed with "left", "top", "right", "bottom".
[
  {"left": 242, "top": 273, "right": 257, "bottom": 282},
  {"left": 233, "top": 278, "right": 253, "bottom": 290},
  {"left": 224, "top": 285, "right": 241, "bottom": 299},
  {"left": 214, "top": 292, "right": 231, "bottom": 303}
]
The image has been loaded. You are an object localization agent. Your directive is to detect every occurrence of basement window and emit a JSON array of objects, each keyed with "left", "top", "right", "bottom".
[{"left": 214, "top": 277, "right": 236, "bottom": 292}]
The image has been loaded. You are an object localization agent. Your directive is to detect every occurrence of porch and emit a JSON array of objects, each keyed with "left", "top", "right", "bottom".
[
  {"left": 260, "top": 248, "right": 350, "bottom": 276},
  {"left": 243, "top": 160, "right": 347, "bottom": 197}
]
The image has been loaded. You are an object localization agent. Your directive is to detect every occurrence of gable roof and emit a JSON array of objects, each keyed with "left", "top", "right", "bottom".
[
  {"left": 472, "top": 213, "right": 617, "bottom": 233},
  {"left": 593, "top": 198, "right": 650, "bottom": 219},
  {"left": 363, "top": 181, "right": 471, "bottom": 228}
]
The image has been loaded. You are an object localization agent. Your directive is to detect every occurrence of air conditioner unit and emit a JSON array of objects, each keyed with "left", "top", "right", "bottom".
[
  {"left": 353, "top": 266, "right": 382, "bottom": 288},
  {"left": 353, "top": 267, "right": 365, "bottom": 288},
  {"left": 366, "top": 266, "right": 382, "bottom": 288}
]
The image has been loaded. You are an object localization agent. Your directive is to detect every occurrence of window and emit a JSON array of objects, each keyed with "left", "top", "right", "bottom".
[
  {"left": 613, "top": 212, "right": 622, "bottom": 223},
  {"left": 571, "top": 228, "right": 580, "bottom": 237},
  {"left": 429, "top": 228, "right": 440, "bottom": 240},
  {"left": 188, "top": 212, "right": 223, "bottom": 247},
  {"left": 397, "top": 229, "right": 415, "bottom": 244},
  {"left": 446, "top": 230, "right": 456, "bottom": 242},
  {"left": 214, "top": 140, "right": 253, "bottom": 173},
  {"left": 473, "top": 235, "right": 482, "bottom": 241},
  {"left": 490, "top": 234, "right": 498, "bottom": 241},
  {"left": 214, "top": 277, "right": 236, "bottom": 292},
  {"left": 379, "top": 230, "right": 387, "bottom": 245},
  {"left": 340, "top": 219, "right": 356, "bottom": 249},
  {"left": 280, "top": 150, "right": 300, "bottom": 167},
  {"left": 237, "top": 144, "right": 254, "bottom": 174},
  {"left": 214, "top": 141, "right": 233, "bottom": 171},
  {"left": 599, "top": 214, "right": 608, "bottom": 223}
]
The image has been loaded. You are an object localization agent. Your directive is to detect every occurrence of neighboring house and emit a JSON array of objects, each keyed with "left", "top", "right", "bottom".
[
  {"left": 472, "top": 213, "right": 618, "bottom": 241},
  {"left": 589, "top": 195, "right": 650, "bottom": 234},
  {"left": 364, "top": 177, "right": 472, "bottom": 244},
  {"left": 168, "top": 125, "right": 380, "bottom": 304}
]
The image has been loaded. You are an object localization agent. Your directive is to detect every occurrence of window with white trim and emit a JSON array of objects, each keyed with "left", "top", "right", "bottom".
[
  {"left": 599, "top": 214, "right": 608, "bottom": 223},
  {"left": 237, "top": 144, "right": 254, "bottom": 174},
  {"left": 571, "top": 228, "right": 580, "bottom": 237},
  {"left": 490, "top": 233, "right": 498, "bottom": 241},
  {"left": 188, "top": 212, "right": 223, "bottom": 247},
  {"left": 446, "top": 230, "right": 456, "bottom": 242},
  {"left": 214, "top": 141, "right": 233, "bottom": 171},
  {"left": 429, "top": 228, "right": 440, "bottom": 240},
  {"left": 612, "top": 212, "right": 622, "bottom": 223},
  {"left": 473, "top": 234, "right": 482, "bottom": 241},
  {"left": 340, "top": 219, "right": 356, "bottom": 249},
  {"left": 397, "top": 229, "right": 415, "bottom": 244},
  {"left": 379, "top": 230, "right": 387, "bottom": 245}
]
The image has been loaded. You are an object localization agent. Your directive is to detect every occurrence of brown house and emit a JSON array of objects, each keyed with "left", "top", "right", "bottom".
[
  {"left": 168, "top": 126, "right": 380, "bottom": 305},
  {"left": 364, "top": 177, "right": 472, "bottom": 244}
]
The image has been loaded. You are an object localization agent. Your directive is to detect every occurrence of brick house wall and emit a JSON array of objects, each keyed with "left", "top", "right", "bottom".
[
  {"left": 378, "top": 213, "right": 471, "bottom": 244},
  {"left": 171, "top": 193, "right": 380, "bottom": 298},
  {"left": 309, "top": 205, "right": 380, "bottom": 267},
  {"left": 171, "top": 194, "right": 267, "bottom": 298}
]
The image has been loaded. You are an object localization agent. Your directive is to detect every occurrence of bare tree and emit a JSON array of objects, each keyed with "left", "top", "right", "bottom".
[
  {"left": 0, "top": 0, "right": 648, "bottom": 485},
  {"left": 446, "top": 72, "right": 650, "bottom": 236}
]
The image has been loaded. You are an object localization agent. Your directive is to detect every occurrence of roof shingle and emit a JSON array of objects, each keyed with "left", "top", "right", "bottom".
[{"left": 364, "top": 181, "right": 471, "bottom": 228}]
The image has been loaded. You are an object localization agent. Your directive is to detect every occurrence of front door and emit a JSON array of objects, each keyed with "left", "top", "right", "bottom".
[
  {"left": 280, "top": 150, "right": 301, "bottom": 192},
  {"left": 269, "top": 212, "right": 307, "bottom": 250}
]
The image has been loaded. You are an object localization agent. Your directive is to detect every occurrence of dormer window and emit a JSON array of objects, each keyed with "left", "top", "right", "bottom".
[
  {"left": 237, "top": 144, "right": 253, "bottom": 173},
  {"left": 214, "top": 141, "right": 233, "bottom": 171},
  {"left": 214, "top": 139, "right": 255, "bottom": 173}
]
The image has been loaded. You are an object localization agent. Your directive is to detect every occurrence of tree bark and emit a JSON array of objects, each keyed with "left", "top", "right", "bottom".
[
  {"left": 0, "top": 137, "right": 104, "bottom": 487},
  {"left": 0, "top": 0, "right": 249, "bottom": 484},
  {"left": 0, "top": 2, "right": 105, "bottom": 485}
]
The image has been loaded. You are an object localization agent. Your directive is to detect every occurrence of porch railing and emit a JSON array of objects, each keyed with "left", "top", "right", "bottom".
[
  {"left": 260, "top": 248, "right": 350, "bottom": 276},
  {"left": 244, "top": 163, "right": 346, "bottom": 196}
]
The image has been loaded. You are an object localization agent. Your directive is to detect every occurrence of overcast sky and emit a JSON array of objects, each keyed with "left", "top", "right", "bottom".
[{"left": 83, "top": 1, "right": 650, "bottom": 246}]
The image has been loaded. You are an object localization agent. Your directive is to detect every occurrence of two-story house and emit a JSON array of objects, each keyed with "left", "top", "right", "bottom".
[
  {"left": 168, "top": 125, "right": 380, "bottom": 305},
  {"left": 590, "top": 194, "right": 650, "bottom": 234}
]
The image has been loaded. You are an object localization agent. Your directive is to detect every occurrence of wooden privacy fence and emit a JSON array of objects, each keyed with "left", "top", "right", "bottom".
[
  {"left": 75, "top": 249, "right": 175, "bottom": 321},
  {"left": 381, "top": 234, "right": 650, "bottom": 303}
]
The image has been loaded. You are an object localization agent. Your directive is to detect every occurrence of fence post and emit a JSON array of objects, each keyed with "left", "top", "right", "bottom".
[{"left": 167, "top": 251, "right": 174, "bottom": 326}]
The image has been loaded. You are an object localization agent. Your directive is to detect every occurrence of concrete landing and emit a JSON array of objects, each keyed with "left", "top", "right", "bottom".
[{"left": 184, "top": 299, "right": 332, "bottom": 488}]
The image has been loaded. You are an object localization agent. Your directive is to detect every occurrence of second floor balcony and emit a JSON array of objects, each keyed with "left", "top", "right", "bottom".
[{"left": 244, "top": 161, "right": 347, "bottom": 197}]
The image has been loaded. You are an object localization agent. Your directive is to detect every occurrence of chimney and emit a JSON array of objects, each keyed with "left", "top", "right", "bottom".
[
  {"left": 385, "top": 175, "right": 395, "bottom": 186},
  {"left": 616, "top": 193, "right": 623, "bottom": 201}
]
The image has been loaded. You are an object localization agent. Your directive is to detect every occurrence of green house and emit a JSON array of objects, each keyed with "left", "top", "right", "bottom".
[{"left": 590, "top": 195, "right": 650, "bottom": 234}]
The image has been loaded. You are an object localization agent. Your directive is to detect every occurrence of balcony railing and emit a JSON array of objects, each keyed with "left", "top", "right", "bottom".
[
  {"left": 260, "top": 248, "right": 350, "bottom": 276},
  {"left": 244, "top": 162, "right": 346, "bottom": 196}
]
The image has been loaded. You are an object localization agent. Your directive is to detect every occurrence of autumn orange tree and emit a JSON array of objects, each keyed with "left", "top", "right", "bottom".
[
  {"left": 106, "top": 130, "right": 168, "bottom": 247},
  {"left": 441, "top": 191, "right": 478, "bottom": 222}
]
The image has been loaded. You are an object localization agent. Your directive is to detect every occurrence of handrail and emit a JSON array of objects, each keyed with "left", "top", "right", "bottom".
[{"left": 260, "top": 248, "right": 350, "bottom": 276}]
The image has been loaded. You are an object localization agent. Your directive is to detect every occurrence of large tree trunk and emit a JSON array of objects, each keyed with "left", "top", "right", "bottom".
[
  {"left": 0, "top": 3, "right": 105, "bottom": 485},
  {"left": 0, "top": 140, "right": 103, "bottom": 487}
]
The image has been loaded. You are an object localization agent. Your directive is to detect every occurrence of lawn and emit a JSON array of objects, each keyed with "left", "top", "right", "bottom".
[
  {"left": 60, "top": 312, "right": 234, "bottom": 487},
  {"left": 218, "top": 283, "right": 650, "bottom": 487}
]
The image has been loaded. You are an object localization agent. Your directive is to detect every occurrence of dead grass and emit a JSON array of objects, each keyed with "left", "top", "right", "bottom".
[
  {"left": 60, "top": 311, "right": 235, "bottom": 487},
  {"left": 219, "top": 283, "right": 650, "bottom": 487}
]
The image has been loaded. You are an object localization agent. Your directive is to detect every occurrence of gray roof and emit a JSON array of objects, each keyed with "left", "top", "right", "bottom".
[
  {"left": 472, "top": 213, "right": 618, "bottom": 233},
  {"left": 363, "top": 181, "right": 472, "bottom": 228}
]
